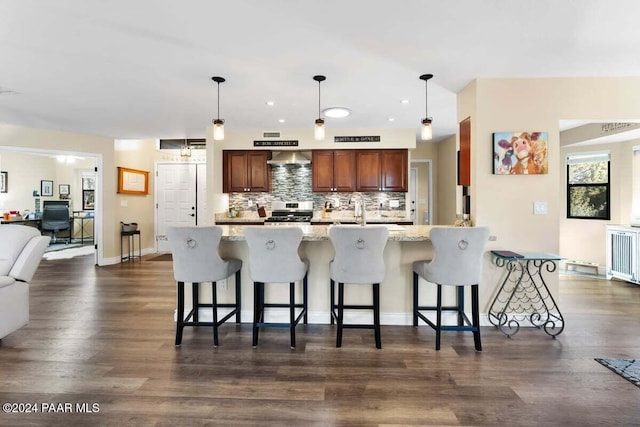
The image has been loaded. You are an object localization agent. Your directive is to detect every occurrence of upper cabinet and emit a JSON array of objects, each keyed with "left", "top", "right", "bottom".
[
  {"left": 223, "top": 150, "right": 271, "bottom": 193},
  {"left": 312, "top": 150, "right": 356, "bottom": 192},
  {"left": 356, "top": 149, "right": 407, "bottom": 192}
]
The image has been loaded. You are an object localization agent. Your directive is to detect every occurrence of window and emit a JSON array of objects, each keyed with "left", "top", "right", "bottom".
[{"left": 566, "top": 152, "right": 610, "bottom": 220}]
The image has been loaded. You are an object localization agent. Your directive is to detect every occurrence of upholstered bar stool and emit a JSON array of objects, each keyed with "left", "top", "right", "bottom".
[
  {"left": 244, "top": 226, "right": 308, "bottom": 349},
  {"left": 328, "top": 225, "right": 389, "bottom": 349},
  {"left": 413, "top": 226, "right": 489, "bottom": 351},
  {"left": 166, "top": 226, "right": 242, "bottom": 347}
]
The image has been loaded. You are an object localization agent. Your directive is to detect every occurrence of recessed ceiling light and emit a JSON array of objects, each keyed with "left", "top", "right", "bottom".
[
  {"left": 278, "top": 119, "right": 285, "bottom": 123},
  {"left": 266, "top": 101, "right": 275, "bottom": 106},
  {"left": 388, "top": 118, "right": 395, "bottom": 122},
  {"left": 401, "top": 99, "right": 409, "bottom": 104},
  {"left": 322, "top": 107, "right": 351, "bottom": 118}
]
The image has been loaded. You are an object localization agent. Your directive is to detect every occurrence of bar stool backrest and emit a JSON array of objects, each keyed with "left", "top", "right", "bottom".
[
  {"left": 166, "top": 226, "right": 232, "bottom": 283},
  {"left": 420, "top": 226, "right": 490, "bottom": 286},
  {"left": 245, "top": 226, "right": 306, "bottom": 283},
  {"left": 328, "top": 225, "right": 389, "bottom": 284}
]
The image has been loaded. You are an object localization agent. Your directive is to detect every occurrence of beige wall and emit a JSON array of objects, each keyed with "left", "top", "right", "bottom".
[
  {"left": 0, "top": 123, "right": 117, "bottom": 263},
  {"left": 436, "top": 134, "right": 458, "bottom": 226},
  {"left": 460, "top": 77, "right": 640, "bottom": 308},
  {"left": 114, "top": 139, "right": 158, "bottom": 253}
]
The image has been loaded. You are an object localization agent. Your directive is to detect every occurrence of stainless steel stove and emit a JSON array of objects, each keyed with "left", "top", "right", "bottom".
[{"left": 264, "top": 201, "right": 313, "bottom": 223}]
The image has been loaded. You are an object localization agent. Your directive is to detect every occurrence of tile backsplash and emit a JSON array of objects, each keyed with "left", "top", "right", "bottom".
[{"left": 228, "top": 164, "right": 406, "bottom": 212}]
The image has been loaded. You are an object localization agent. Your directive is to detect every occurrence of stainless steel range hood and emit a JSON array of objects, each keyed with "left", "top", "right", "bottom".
[{"left": 266, "top": 150, "right": 311, "bottom": 165}]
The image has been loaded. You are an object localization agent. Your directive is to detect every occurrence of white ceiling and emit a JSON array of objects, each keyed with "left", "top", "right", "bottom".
[{"left": 1, "top": 0, "right": 640, "bottom": 142}]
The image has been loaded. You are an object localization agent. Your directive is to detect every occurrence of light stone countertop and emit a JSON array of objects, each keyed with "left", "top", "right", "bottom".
[{"left": 218, "top": 224, "right": 433, "bottom": 242}]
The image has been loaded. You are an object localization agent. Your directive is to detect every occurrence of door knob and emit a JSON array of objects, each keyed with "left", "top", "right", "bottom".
[{"left": 189, "top": 213, "right": 195, "bottom": 217}]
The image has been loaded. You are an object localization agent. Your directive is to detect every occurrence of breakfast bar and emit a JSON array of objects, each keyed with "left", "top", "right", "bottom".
[{"left": 183, "top": 224, "right": 439, "bottom": 326}]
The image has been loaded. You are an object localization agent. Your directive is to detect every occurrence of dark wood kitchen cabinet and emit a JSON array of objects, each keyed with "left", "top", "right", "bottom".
[
  {"left": 356, "top": 149, "right": 407, "bottom": 192},
  {"left": 223, "top": 150, "right": 271, "bottom": 193},
  {"left": 312, "top": 150, "right": 356, "bottom": 192}
]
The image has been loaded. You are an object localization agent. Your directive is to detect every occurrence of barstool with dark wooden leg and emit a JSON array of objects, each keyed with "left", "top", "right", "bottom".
[
  {"left": 413, "top": 226, "right": 489, "bottom": 351},
  {"left": 167, "top": 226, "right": 242, "bottom": 347},
  {"left": 328, "top": 225, "right": 389, "bottom": 349}
]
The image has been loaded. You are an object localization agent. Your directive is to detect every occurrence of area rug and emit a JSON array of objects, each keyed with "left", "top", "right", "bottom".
[
  {"left": 147, "top": 253, "right": 172, "bottom": 261},
  {"left": 595, "top": 358, "right": 640, "bottom": 388},
  {"left": 43, "top": 245, "right": 94, "bottom": 260},
  {"left": 44, "top": 242, "right": 83, "bottom": 253}
]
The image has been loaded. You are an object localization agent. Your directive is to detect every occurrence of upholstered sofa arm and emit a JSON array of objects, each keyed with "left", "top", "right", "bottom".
[{"left": 9, "top": 236, "right": 50, "bottom": 282}]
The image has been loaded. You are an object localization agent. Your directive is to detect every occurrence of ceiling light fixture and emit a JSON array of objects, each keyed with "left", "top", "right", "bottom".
[
  {"left": 313, "top": 75, "right": 326, "bottom": 140},
  {"left": 323, "top": 107, "right": 351, "bottom": 118},
  {"left": 266, "top": 101, "right": 275, "bottom": 106},
  {"left": 401, "top": 99, "right": 409, "bottom": 104},
  {"left": 180, "top": 138, "right": 191, "bottom": 157},
  {"left": 211, "top": 76, "right": 225, "bottom": 140},
  {"left": 419, "top": 73, "right": 433, "bottom": 141}
]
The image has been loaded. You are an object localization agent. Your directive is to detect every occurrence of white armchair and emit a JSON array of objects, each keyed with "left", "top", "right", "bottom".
[{"left": 0, "top": 225, "right": 50, "bottom": 340}]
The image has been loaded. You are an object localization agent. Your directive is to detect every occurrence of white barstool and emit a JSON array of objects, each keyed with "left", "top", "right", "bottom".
[
  {"left": 328, "top": 225, "right": 389, "bottom": 349},
  {"left": 167, "top": 226, "right": 242, "bottom": 347},
  {"left": 413, "top": 226, "right": 489, "bottom": 351},
  {"left": 244, "top": 226, "right": 308, "bottom": 349}
]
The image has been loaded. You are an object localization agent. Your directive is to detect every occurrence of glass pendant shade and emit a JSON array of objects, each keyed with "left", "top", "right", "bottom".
[
  {"left": 419, "top": 73, "right": 434, "bottom": 141},
  {"left": 213, "top": 119, "right": 225, "bottom": 140},
  {"left": 211, "top": 76, "right": 226, "bottom": 141},
  {"left": 314, "top": 118, "right": 325, "bottom": 141},
  {"left": 421, "top": 118, "right": 433, "bottom": 141},
  {"left": 313, "top": 75, "right": 326, "bottom": 141}
]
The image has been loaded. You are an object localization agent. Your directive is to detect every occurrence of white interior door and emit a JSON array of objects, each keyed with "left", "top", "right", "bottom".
[{"left": 156, "top": 163, "right": 198, "bottom": 252}]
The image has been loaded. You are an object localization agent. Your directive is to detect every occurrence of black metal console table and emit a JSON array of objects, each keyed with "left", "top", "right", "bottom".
[{"left": 488, "top": 251, "right": 565, "bottom": 338}]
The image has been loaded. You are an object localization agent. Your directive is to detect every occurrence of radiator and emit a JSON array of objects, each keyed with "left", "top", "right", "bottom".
[{"left": 610, "top": 232, "right": 633, "bottom": 277}]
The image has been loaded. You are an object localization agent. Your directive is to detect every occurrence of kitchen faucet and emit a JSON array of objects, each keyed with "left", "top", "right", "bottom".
[{"left": 350, "top": 193, "right": 366, "bottom": 226}]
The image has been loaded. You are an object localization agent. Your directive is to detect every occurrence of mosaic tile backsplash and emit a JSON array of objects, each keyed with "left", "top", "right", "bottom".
[{"left": 228, "top": 164, "right": 406, "bottom": 212}]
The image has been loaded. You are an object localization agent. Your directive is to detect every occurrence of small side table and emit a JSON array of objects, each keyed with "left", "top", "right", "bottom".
[
  {"left": 121, "top": 230, "right": 141, "bottom": 262},
  {"left": 488, "top": 251, "right": 565, "bottom": 338}
]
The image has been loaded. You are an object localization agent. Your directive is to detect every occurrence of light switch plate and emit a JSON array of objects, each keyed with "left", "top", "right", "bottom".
[{"left": 533, "top": 201, "right": 548, "bottom": 215}]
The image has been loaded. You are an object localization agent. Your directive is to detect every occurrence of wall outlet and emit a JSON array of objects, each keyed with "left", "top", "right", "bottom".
[
  {"left": 248, "top": 200, "right": 254, "bottom": 207},
  {"left": 219, "top": 279, "right": 227, "bottom": 291},
  {"left": 334, "top": 198, "right": 340, "bottom": 207},
  {"left": 389, "top": 200, "right": 400, "bottom": 208}
]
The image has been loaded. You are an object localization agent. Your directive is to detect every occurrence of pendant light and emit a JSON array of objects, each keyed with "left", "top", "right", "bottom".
[
  {"left": 419, "top": 73, "right": 433, "bottom": 141},
  {"left": 180, "top": 138, "right": 191, "bottom": 157},
  {"left": 313, "top": 75, "right": 326, "bottom": 141},
  {"left": 211, "top": 76, "right": 225, "bottom": 140}
]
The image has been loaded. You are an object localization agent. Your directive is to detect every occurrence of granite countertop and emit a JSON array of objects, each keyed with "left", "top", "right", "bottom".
[{"left": 218, "top": 224, "right": 433, "bottom": 242}]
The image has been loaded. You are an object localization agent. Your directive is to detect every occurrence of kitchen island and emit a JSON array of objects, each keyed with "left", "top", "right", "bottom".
[{"left": 181, "top": 224, "right": 442, "bottom": 326}]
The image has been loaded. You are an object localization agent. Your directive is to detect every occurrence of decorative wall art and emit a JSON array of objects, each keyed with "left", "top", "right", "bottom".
[
  {"left": 59, "top": 184, "right": 70, "bottom": 199},
  {"left": 117, "top": 167, "right": 149, "bottom": 195},
  {"left": 83, "top": 190, "right": 95, "bottom": 210},
  {"left": 493, "top": 132, "right": 548, "bottom": 175},
  {"left": 0, "top": 171, "right": 7, "bottom": 193},
  {"left": 41, "top": 180, "right": 54, "bottom": 196}
]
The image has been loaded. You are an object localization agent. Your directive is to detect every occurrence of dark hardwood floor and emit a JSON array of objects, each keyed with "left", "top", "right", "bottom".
[{"left": 1, "top": 254, "right": 639, "bottom": 426}]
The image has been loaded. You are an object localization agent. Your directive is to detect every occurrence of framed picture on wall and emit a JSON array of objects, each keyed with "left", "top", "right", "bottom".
[
  {"left": 0, "top": 171, "right": 7, "bottom": 193},
  {"left": 59, "top": 184, "right": 70, "bottom": 199},
  {"left": 83, "top": 190, "right": 95, "bottom": 210},
  {"left": 493, "top": 132, "right": 548, "bottom": 175},
  {"left": 41, "top": 180, "right": 54, "bottom": 197}
]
